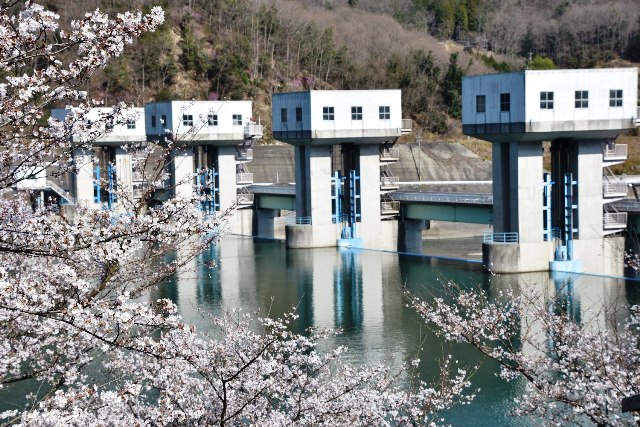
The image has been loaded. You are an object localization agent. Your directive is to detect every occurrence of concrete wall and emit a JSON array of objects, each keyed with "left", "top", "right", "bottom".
[
  {"left": 524, "top": 68, "right": 638, "bottom": 129},
  {"left": 358, "top": 144, "right": 382, "bottom": 246},
  {"left": 492, "top": 141, "right": 543, "bottom": 242},
  {"left": 272, "top": 92, "right": 312, "bottom": 135},
  {"left": 463, "top": 68, "right": 638, "bottom": 139},
  {"left": 483, "top": 241, "right": 554, "bottom": 273},
  {"left": 145, "top": 101, "right": 253, "bottom": 144},
  {"left": 573, "top": 237, "right": 625, "bottom": 277},
  {"left": 52, "top": 107, "right": 146, "bottom": 145},
  {"left": 291, "top": 145, "right": 338, "bottom": 247},
  {"left": 272, "top": 90, "right": 403, "bottom": 144},
  {"left": 229, "top": 208, "right": 254, "bottom": 236},
  {"left": 171, "top": 148, "right": 194, "bottom": 199},
  {"left": 576, "top": 140, "right": 603, "bottom": 240},
  {"left": 462, "top": 72, "right": 526, "bottom": 126},
  {"left": 115, "top": 148, "right": 133, "bottom": 209},
  {"left": 72, "top": 149, "right": 97, "bottom": 207},
  {"left": 218, "top": 146, "right": 238, "bottom": 212}
]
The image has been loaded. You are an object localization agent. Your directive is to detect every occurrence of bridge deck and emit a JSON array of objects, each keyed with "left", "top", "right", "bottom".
[{"left": 249, "top": 185, "right": 640, "bottom": 213}]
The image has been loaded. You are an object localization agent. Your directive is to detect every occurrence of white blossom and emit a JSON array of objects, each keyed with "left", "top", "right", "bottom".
[
  {"left": 0, "top": 3, "right": 474, "bottom": 425},
  {"left": 411, "top": 284, "right": 640, "bottom": 425}
]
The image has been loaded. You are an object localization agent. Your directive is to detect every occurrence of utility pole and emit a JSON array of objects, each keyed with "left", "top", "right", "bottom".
[{"left": 416, "top": 136, "right": 423, "bottom": 181}]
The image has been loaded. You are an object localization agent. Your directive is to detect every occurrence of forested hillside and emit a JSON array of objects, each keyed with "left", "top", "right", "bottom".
[{"left": 45, "top": 0, "right": 640, "bottom": 141}]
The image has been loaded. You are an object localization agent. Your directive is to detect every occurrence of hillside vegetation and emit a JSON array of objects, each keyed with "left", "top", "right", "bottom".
[{"left": 46, "top": 0, "right": 640, "bottom": 145}]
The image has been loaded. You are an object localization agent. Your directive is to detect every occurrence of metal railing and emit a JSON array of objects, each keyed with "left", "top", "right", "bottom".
[
  {"left": 244, "top": 123, "right": 264, "bottom": 139},
  {"left": 603, "top": 181, "right": 628, "bottom": 197},
  {"left": 483, "top": 232, "right": 518, "bottom": 244},
  {"left": 236, "top": 172, "right": 254, "bottom": 184},
  {"left": 380, "top": 176, "right": 400, "bottom": 189},
  {"left": 604, "top": 212, "right": 627, "bottom": 229},
  {"left": 380, "top": 148, "right": 400, "bottom": 161},
  {"left": 381, "top": 200, "right": 400, "bottom": 213},
  {"left": 603, "top": 144, "right": 627, "bottom": 160},
  {"left": 393, "top": 191, "right": 493, "bottom": 205},
  {"left": 235, "top": 148, "right": 253, "bottom": 162},
  {"left": 285, "top": 216, "right": 311, "bottom": 225},
  {"left": 401, "top": 119, "right": 412, "bottom": 134}
]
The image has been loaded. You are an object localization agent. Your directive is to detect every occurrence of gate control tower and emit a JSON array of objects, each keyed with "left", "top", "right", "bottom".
[
  {"left": 51, "top": 107, "right": 145, "bottom": 210},
  {"left": 144, "top": 101, "right": 263, "bottom": 232},
  {"left": 272, "top": 90, "right": 411, "bottom": 248},
  {"left": 462, "top": 68, "right": 638, "bottom": 274}
]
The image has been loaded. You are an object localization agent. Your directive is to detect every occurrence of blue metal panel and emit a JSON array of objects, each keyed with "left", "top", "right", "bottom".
[
  {"left": 93, "top": 165, "right": 101, "bottom": 204},
  {"left": 543, "top": 173, "right": 553, "bottom": 241},
  {"left": 196, "top": 168, "right": 219, "bottom": 213},
  {"left": 331, "top": 171, "right": 342, "bottom": 224},
  {"left": 107, "top": 163, "right": 116, "bottom": 210}
]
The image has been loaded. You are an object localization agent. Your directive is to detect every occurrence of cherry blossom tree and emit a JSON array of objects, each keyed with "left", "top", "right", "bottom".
[
  {"left": 411, "top": 280, "right": 640, "bottom": 426},
  {"left": 0, "top": 3, "right": 475, "bottom": 425}
]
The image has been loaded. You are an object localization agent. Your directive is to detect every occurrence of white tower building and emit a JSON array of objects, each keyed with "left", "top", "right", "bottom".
[
  {"left": 144, "top": 101, "right": 263, "bottom": 233},
  {"left": 462, "top": 67, "right": 638, "bottom": 274},
  {"left": 272, "top": 90, "right": 411, "bottom": 248},
  {"left": 51, "top": 107, "right": 146, "bottom": 209}
]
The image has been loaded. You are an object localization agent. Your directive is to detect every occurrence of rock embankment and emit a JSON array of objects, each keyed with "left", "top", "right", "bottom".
[{"left": 251, "top": 141, "right": 492, "bottom": 193}]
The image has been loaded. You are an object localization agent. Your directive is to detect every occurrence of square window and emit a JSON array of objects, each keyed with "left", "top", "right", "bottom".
[
  {"left": 126, "top": 119, "right": 136, "bottom": 129},
  {"left": 540, "top": 91, "right": 554, "bottom": 109},
  {"left": 151, "top": 115, "right": 156, "bottom": 128},
  {"left": 476, "top": 95, "right": 486, "bottom": 113},
  {"left": 500, "top": 93, "right": 510, "bottom": 112},
  {"left": 281, "top": 108, "right": 287, "bottom": 123},
  {"left": 208, "top": 114, "right": 218, "bottom": 126},
  {"left": 575, "top": 90, "right": 588, "bottom": 108},
  {"left": 182, "top": 114, "right": 193, "bottom": 126},
  {"left": 161, "top": 115, "right": 167, "bottom": 127},
  {"left": 323, "top": 106, "right": 334, "bottom": 121},
  {"left": 351, "top": 106, "right": 362, "bottom": 120},
  {"left": 295, "top": 107, "right": 302, "bottom": 122},
  {"left": 379, "top": 106, "right": 390, "bottom": 119},
  {"left": 609, "top": 89, "right": 623, "bottom": 107},
  {"left": 233, "top": 114, "right": 242, "bottom": 126}
]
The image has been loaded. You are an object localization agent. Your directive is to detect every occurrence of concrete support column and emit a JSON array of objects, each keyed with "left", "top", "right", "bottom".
[
  {"left": 171, "top": 148, "right": 194, "bottom": 199},
  {"left": 515, "top": 142, "right": 544, "bottom": 243},
  {"left": 575, "top": 140, "right": 603, "bottom": 240},
  {"left": 357, "top": 144, "right": 382, "bottom": 246},
  {"left": 398, "top": 219, "right": 428, "bottom": 252},
  {"left": 115, "top": 148, "right": 133, "bottom": 208},
  {"left": 491, "top": 141, "right": 543, "bottom": 242},
  {"left": 255, "top": 208, "right": 279, "bottom": 238},
  {"left": 287, "top": 145, "right": 338, "bottom": 248},
  {"left": 217, "top": 146, "right": 237, "bottom": 212},
  {"left": 491, "top": 142, "right": 510, "bottom": 234},
  {"left": 72, "top": 149, "right": 97, "bottom": 207},
  {"left": 485, "top": 141, "right": 550, "bottom": 273}
]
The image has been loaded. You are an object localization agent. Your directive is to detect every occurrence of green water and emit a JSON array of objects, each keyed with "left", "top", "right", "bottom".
[
  {"left": 3, "top": 235, "right": 637, "bottom": 425},
  {"left": 154, "top": 236, "right": 640, "bottom": 426}
]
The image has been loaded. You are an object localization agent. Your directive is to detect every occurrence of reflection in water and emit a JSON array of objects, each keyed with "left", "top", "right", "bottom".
[
  {"left": 334, "top": 249, "right": 363, "bottom": 331},
  {"left": 157, "top": 236, "right": 639, "bottom": 426},
  {"left": 551, "top": 272, "right": 581, "bottom": 323}
]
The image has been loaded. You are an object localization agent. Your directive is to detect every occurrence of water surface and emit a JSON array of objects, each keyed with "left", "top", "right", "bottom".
[{"left": 155, "top": 236, "right": 639, "bottom": 426}]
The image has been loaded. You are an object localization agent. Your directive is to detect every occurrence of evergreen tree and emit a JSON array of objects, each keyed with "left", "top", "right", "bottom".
[{"left": 441, "top": 52, "right": 464, "bottom": 119}]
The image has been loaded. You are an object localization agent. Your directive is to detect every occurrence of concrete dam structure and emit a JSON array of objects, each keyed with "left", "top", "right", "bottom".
[{"left": 27, "top": 69, "right": 640, "bottom": 276}]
